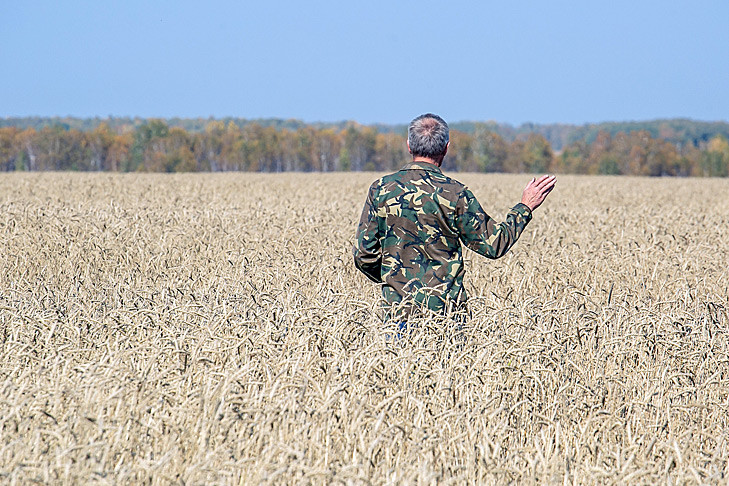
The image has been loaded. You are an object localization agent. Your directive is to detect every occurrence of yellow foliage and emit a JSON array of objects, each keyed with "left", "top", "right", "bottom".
[{"left": 707, "top": 135, "right": 729, "bottom": 155}]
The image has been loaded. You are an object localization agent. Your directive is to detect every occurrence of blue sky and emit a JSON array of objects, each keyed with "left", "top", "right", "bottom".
[{"left": 2, "top": 1, "right": 727, "bottom": 125}]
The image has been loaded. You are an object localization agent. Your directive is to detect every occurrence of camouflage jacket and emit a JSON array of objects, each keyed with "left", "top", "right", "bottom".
[{"left": 353, "top": 161, "right": 532, "bottom": 315}]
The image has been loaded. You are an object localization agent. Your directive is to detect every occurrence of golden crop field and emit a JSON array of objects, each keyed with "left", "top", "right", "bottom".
[{"left": 1, "top": 172, "right": 728, "bottom": 485}]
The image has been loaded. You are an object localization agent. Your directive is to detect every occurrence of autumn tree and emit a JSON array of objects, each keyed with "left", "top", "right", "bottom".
[
  {"left": 442, "top": 130, "right": 471, "bottom": 172},
  {"left": 165, "top": 128, "right": 196, "bottom": 172},
  {"left": 87, "top": 123, "right": 116, "bottom": 171},
  {"left": 219, "top": 122, "right": 246, "bottom": 171},
  {"left": 195, "top": 121, "right": 226, "bottom": 171},
  {"left": 504, "top": 134, "right": 553, "bottom": 173},
  {"left": 313, "top": 128, "right": 342, "bottom": 171},
  {"left": 373, "top": 132, "right": 408, "bottom": 172},
  {"left": 621, "top": 131, "right": 679, "bottom": 176},
  {"left": 107, "top": 132, "right": 132, "bottom": 172}
]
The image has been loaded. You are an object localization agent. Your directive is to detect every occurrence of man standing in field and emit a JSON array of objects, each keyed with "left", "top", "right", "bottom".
[{"left": 353, "top": 113, "right": 556, "bottom": 321}]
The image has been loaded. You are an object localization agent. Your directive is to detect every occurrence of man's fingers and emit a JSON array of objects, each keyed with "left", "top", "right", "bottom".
[
  {"left": 535, "top": 175, "right": 556, "bottom": 191},
  {"left": 536, "top": 174, "right": 555, "bottom": 184},
  {"left": 532, "top": 175, "right": 555, "bottom": 189}
]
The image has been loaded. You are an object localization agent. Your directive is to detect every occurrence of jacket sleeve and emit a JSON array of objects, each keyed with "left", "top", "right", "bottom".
[
  {"left": 455, "top": 188, "right": 532, "bottom": 259},
  {"left": 353, "top": 182, "right": 383, "bottom": 283}
]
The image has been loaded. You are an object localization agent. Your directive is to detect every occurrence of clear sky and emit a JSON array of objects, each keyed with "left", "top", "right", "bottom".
[{"left": 2, "top": 1, "right": 727, "bottom": 125}]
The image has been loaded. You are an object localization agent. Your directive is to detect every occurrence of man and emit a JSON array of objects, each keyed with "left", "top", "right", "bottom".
[{"left": 353, "top": 113, "right": 556, "bottom": 320}]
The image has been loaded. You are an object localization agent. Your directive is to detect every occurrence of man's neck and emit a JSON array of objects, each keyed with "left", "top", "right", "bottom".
[{"left": 412, "top": 157, "right": 440, "bottom": 166}]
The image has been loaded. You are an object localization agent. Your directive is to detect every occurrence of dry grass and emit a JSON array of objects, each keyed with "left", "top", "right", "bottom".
[{"left": 0, "top": 172, "right": 728, "bottom": 485}]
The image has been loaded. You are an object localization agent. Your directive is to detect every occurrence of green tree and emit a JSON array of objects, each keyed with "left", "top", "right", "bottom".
[
  {"left": 556, "top": 139, "right": 590, "bottom": 174},
  {"left": 33, "top": 126, "right": 89, "bottom": 170},
  {"left": 129, "top": 119, "right": 169, "bottom": 171},
  {"left": 699, "top": 135, "right": 729, "bottom": 177},
  {"left": 522, "top": 134, "right": 553, "bottom": 173},
  {"left": 473, "top": 129, "right": 508, "bottom": 172},
  {"left": 0, "top": 127, "right": 19, "bottom": 171},
  {"left": 165, "top": 128, "right": 196, "bottom": 172},
  {"left": 597, "top": 155, "right": 621, "bottom": 175}
]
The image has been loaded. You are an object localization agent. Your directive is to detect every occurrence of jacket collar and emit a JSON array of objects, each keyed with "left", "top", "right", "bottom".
[{"left": 401, "top": 161, "right": 443, "bottom": 174}]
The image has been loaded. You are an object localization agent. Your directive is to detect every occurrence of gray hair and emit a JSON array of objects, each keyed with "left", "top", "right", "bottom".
[{"left": 408, "top": 114, "right": 449, "bottom": 159}]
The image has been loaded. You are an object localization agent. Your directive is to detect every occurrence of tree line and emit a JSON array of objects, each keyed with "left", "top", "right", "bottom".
[
  {"left": 0, "top": 119, "right": 727, "bottom": 176},
  {"left": 4, "top": 116, "right": 729, "bottom": 151}
]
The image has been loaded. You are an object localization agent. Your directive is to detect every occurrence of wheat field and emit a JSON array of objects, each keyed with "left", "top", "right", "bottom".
[{"left": 0, "top": 172, "right": 727, "bottom": 485}]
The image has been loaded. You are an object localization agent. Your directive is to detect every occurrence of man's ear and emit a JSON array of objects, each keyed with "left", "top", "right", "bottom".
[
  {"left": 443, "top": 141, "right": 450, "bottom": 156},
  {"left": 407, "top": 140, "right": 412, "bottom": 154}
]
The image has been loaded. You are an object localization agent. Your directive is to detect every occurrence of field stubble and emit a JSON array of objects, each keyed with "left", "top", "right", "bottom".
[{"left": 0, "top": 172, "right": 728, "bottom": 484}]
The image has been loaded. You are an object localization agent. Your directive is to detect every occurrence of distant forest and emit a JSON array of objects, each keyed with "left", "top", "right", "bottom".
[{"left": 1, "top": 116, "right": 728, "bottom": 176}]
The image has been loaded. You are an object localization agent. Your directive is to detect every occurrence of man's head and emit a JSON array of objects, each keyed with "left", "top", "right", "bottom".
[{"left": 407, "top": 113, "right": 449, "bottom": 163}]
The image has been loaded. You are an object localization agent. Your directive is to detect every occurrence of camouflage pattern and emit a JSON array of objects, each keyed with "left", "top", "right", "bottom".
[{"left": 353, "top": 161, "right": 532, "bottom": 317}]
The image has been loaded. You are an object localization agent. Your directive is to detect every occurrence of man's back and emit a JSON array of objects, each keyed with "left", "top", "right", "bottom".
[{"left": 354, "top": 161, "right": 533, "bottom": 316}]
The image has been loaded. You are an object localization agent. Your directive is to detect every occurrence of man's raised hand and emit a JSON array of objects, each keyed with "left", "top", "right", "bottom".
[{"left": 521, "top": 174, "right": 556, "bottom": 211}]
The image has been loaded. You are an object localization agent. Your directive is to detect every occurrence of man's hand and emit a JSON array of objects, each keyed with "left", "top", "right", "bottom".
[{"left": 521, "top": 175, "right": 556, "bottom": 211}]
